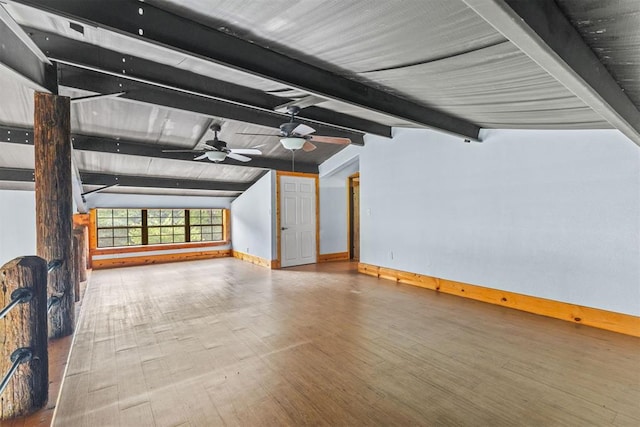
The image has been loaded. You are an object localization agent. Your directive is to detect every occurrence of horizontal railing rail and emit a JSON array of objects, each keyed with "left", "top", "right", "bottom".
[
  {"left": 47, "top": 292, "right": 63, "bottom": 313},
  {"left": 47, "top": 259, "right": 63, "bottom": 273},
  {"left": 0, "top": 287, "right": 33, "bottom": 320},
  {"left": 0, "top": 348, "right": 33, "bottom": 396}
]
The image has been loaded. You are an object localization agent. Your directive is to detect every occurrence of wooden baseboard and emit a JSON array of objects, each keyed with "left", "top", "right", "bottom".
[
  {"left": 93, "top": 249, "right": 231, "bottom": 269},
  {"left": 358, "top": 263, "right": 640, "bottom": 337},
  {"left": 91, "top": 241, "right": 229, "bottom": 256},
  {"left": 232, "top": 251, "right": 275, "bottom": 269},
  {"left": 318, "top": 252, "right": 350, "bottom": 263}
]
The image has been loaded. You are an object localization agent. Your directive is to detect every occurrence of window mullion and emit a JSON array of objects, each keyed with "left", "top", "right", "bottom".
[
  {"left": 185, "top": 209, "right": 191, "bottom": 242},
  {"left": 142, "top": 209, "right": 148, "bottom": 245}
]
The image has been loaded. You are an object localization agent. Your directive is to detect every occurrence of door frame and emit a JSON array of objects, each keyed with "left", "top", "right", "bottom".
[
  {"left": 275, "top": 171, "right": 319, "bottom": 268},
  {"left": 347, "top": 172, "right": 360, "bottom": 261}
]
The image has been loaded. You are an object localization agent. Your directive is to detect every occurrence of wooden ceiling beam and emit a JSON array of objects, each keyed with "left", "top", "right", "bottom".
[
  {"left": 25, "top": 27, "right": 389, "bottom": 139},
  {"left": 0, "top": 126, "right": 319, "bottom": 174},
  {"left": 0, "top": 167, "right": 251, "bottom": 192}
]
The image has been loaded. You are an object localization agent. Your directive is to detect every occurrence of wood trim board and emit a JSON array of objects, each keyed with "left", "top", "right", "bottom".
[
  {"left": 88, "top": 209, "right": 97, "bottom": 251},
  {"left": 318, "top": 252, "right": 350, "bottom": 263},
  {"left": 347, "top": 172, "right": 360, "bottom": 261},
  {"left": 91, "top": 240, "right": 229, "bottom": 256},
  {"left": 223, "top": 208, "right": 231, "bottom": 242},
  {"left": 93, "top": 249, "right": 231, "bottom": 269},
  {"left": 72, "top": 213, "right": 90, "bottom": 227},
  {"left": 359, "top": 263, "right": 640, "bottom": 337},
  {"left": 232, "top": 250, "right": 275, "bottom": 269}
]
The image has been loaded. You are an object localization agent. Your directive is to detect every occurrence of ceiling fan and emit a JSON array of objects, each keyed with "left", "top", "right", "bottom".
[
  {"left": 162, "top": 124, "right": 262, "bottom": 163},
  {"left": 237, "top": 106, "right": 352, "bottom": 152}
]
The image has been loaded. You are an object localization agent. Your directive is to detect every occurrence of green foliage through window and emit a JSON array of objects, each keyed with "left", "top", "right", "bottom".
[{"left": 96, "top": 208, "right": 224, "bottom": 248}]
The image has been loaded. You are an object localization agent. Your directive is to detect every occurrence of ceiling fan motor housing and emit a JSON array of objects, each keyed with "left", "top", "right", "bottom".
[
  {"left": 280, "top": 122, "right": 301, "bottom": 136},
  {"left": 211, "top": 139, "right": 228, "bottom": 151}
]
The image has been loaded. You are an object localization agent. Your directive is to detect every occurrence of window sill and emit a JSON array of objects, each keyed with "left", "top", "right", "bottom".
[{"left": 90, "top": 240, "right": 229, "bottom": 256}]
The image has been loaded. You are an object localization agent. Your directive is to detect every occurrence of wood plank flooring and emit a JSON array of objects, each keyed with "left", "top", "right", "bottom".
[{"left": 52, "top": 259, "right": 640, "bottom": 426}]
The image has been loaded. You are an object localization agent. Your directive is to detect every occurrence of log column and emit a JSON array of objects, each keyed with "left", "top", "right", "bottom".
[
  {"left": 34, "top": 92, "right": 74, "bottom": 338},
  {"left": 72, "top": 227, "right": 87, "bottom": 302},
  {"left": 0, "top": 257, "right": 48, "bottom": 420}
]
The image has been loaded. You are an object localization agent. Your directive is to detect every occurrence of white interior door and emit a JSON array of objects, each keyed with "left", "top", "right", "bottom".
[{"left": 280, "top": 175, "right": 316, "bottom": 267}]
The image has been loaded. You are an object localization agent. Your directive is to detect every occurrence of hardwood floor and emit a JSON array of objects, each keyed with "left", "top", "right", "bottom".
[{"left": 52, "top": 259, "right": 640, "bottom": 426}]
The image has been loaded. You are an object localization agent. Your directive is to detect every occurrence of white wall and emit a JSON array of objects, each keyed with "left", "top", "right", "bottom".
[
  {"left": 86, "top": 193, "right": 234, "bottom": 209},
  {"left": 0, "top": 189, "right": 36, "bottom": 264},
  {"left": 318, "top": 145, "right": 362, "bottom": 254},
  {"left": 361, "top": 128, "right": 640, "bottom": 316},
  {"left": 231, "top": 171, "right": 275, "bottom": 261}
]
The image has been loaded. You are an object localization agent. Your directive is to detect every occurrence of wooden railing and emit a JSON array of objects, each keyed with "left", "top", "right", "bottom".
[{"left": 0, "top": 226, "right": 89, "bottom": 420}]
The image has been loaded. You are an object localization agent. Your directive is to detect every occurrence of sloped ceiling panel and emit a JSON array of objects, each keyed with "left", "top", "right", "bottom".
[
  {"left": 557, "top": 0, "right": 640, "bottom": 107},
  {"left": 143, "top": 0, "right": 612, "bottom": 129},
  {"left": 73, "top": 151, "right": 262, "bottom": 182},
  {"left": 0, "top": 71, "right": 36, "bottom": 127},
  {"left": 0, "top": 142, "right": 34, "bottom": 168},
  {"left": 363, "top": 42, "right": 610, "bottom": 129},
  {"left": 61, "top": 88, "right": 212, "bottom": 147},
  {"left": 148, "top": 0, "right": 505, "bottom": 74},
  {"left": 310, "top": 100, "right": 418, "bottom": 128},
  {"left": 0, "top": 181, "right": 34, "bottom": 191}
]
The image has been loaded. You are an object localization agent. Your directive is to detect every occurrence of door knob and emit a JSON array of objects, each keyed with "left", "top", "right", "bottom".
[{"left": 281, "top": 227, "right": 288, "bottom": 230}]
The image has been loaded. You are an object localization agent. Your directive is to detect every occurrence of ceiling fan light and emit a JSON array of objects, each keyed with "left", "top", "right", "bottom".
[
  {"left": 205, "top": 151, "right": 227, "bottom": 162},
  {"left": 280, "top": 137, "right": 306, "bottom": 150}
]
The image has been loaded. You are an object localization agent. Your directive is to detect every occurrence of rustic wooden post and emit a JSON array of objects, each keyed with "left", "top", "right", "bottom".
[
  {"left": 34, "top": 92, "right": 75, "bottom": 338},
  {"left": 73, "top": 227, "right": 87, "bottom": 283},
  {"left": 0, "top": 257, "right": 48, "bottom": 420},
  {"left": 72, "top": 231, "right": 80, "bottom": 302}
]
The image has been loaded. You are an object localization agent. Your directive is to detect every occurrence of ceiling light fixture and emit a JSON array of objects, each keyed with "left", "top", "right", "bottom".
[
  {"left": 205, "top": 151, "right": 227, "bottom": 162},
  {"left": 280, "top": 137, "right": 306, "bottom": 150}
]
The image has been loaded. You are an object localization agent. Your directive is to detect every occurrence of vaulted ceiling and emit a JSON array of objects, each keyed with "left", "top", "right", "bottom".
[{"left": 1, "top": 0, "right": 638, "bottom": 201}]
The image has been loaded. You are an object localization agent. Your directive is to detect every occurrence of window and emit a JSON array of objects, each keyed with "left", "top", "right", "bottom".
[
  {"left": 95, "top": 208, "right": 225, "bottom": 248},
  {"left": 190, "top": 209, "right": 224, "bottom": 242},
  {"left": 147, "top": 209, "right": 186, "bottom": 244},
  {"left": 96, "top": 209, "right": 143, "bottom": 247}
]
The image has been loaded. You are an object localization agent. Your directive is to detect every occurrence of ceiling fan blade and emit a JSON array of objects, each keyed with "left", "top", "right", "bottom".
[
  {"left": 227, "top": 152, "right": 252, "bottom": 162},
  {"left": 230, "top": 148, "right": 262, "bottom": 155},
  {"left": 292, "top": 123, "right": 316, "bottom": 136},
  {"left": 308, "top": 135, "right": 352, "bottom": 145},
  {"left": 194, "top": 153, "right": 208, "bottom": 161},
  {"left": 236, "top": 132, "right": 280, "bottom": 137},
  {"left": 162, "top": 149, "right": 206, "bottom": 153},
  {"left": 302, "top": 141, "right": 317, "bottom": 152}
]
